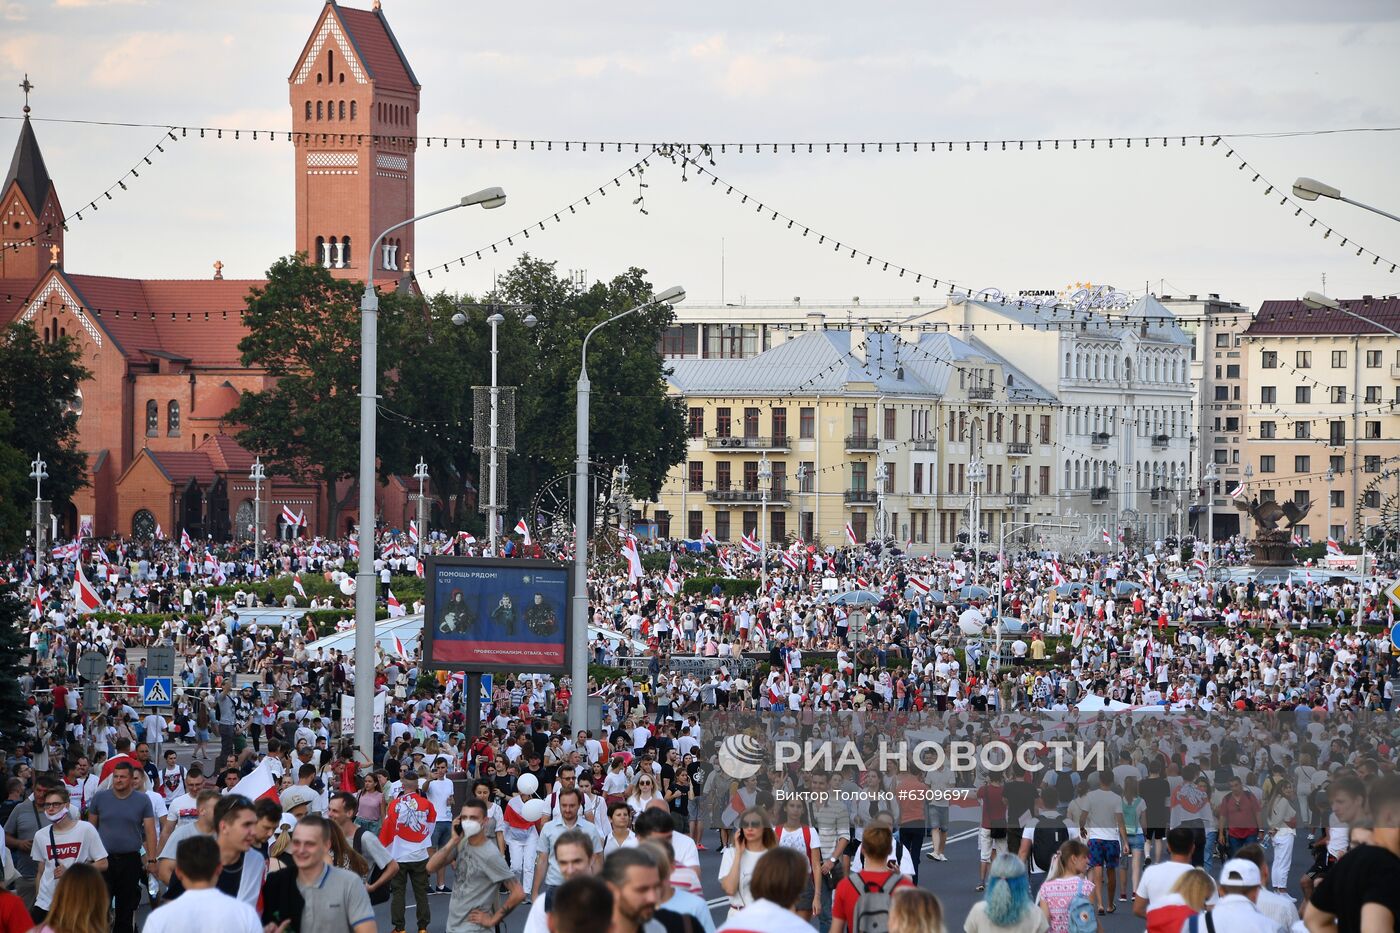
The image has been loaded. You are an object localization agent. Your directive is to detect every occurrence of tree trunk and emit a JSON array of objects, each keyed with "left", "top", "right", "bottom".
[{"left": 324, "top": 471, "right": 342, "bottom": 538}]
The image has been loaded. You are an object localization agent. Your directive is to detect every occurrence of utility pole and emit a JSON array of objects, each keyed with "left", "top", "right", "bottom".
[
  {"left": 30, "top": 453, "right": 47, "bottom": 553},
  {"left": 249, "top": 458, "right": 265, "bottom": 562},
  {"left": 413, "top": 457, "right": 429, "bottom": 561}
]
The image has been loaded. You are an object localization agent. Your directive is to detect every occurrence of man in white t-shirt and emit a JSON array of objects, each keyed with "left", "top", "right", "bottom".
[
  {"left": 143, "top": 834, "right": 261, "bottom": 933},
  {"left": 1079, "top": 771, "right": 1128, "bottom": 914},
  {"left": 422, "top": 760, "right": 456, "bottom": 893},
  {"left": 1133, "top": 826, "right": 1205, "bottom": 917},
  {"left": 33, "top": 785, "right": 109, "bottom": 916}
]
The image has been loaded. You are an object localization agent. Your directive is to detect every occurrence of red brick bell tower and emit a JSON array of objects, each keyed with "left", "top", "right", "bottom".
[{"left": 289, "top": 0, "right": 419, "bottom": 282}]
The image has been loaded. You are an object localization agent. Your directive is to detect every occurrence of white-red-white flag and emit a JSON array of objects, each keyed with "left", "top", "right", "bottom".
[
  {"left": 1228, "top": 483, "right": 1246, "bottom": 501},
  {"left": 844, "top": 523, "right": 858, "bottom": 547},
  {"left": 386, "top": 589, "right": 406, "bottom": 617},
  {"left": 292, "top": 574, "right": 307, "bottom": 600},
  {"left": 1101, "top": 528, "right": 1112, "bottom": 544},
  {"left": 408, "top": 520, "right": 420, "bottom": 545},
  {"left": 1326, "top": 536, "right": 1343, "bottom": 557},
  {"left": 909, "top": 576, "right": 930, "bottom": 595},
  {"left": 179, "top": 529, "right": 193, "bottom": 553},
  {"left": 393, "top": 634, "right": 409, "bottom": 659},
  {"left": 701, "top": 529, "right": 716, "bottom": 547},
  {"left": 72, "top": 563, "right": 102, "bottom": 615},
  {"left": 514, "top": 517, "right": 532, "bottom": 547},
  {"left": 229, "top": 763, "right": 279, "bottom": 803},
  {"left": 620, "top": 535, "right": 644, "bottom": 583},
  {"left": 740, "top": 531, "right": 761, "bottom": 555}
]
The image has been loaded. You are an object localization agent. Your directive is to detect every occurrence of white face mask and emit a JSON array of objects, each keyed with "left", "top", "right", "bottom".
[{"left": 460, "top": 819, "right": 483, "bottom": 838}]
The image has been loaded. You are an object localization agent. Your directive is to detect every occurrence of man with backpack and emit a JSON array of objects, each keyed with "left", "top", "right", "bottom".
[
  {"left": 829, "top": 824, "right": 912, "bottom": 933},
  {"left": 328, "top": 792, "right": 398, "bottom": 905},
  {"left": 1017, "top": 781, "right": 1068, "bottom": 887}
]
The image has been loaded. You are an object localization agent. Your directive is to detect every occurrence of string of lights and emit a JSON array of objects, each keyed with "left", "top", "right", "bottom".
[
  {"left": 415, "top": 154, "right": 654, "bottom": 279},
  {"left": 1219, "top": 139, "right": 1398, "bottom": 274},
  {"left": 3, "top": 127, "right": 179, "bottom": 253},
  {"left": 5, "top": 114, "right": 1397, "bottom": 152}
]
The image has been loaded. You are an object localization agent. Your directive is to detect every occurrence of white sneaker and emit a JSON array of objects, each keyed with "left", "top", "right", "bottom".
[{"left": 933, "top": 852, "right": 947, "bottom": 861}]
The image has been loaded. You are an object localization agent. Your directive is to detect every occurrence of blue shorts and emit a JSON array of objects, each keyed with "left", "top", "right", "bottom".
[
  {"left": 1089, "top": 838, "right": 1121, "bottom": 869},
  {"left": 431, "top": 821, "right": 453, "bottom": 849},
  {"left": 1127, "top": 832, "right": 1144, "bottom": 853}
]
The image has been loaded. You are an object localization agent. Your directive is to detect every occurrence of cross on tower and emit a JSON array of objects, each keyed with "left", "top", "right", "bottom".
[{"left": 19, "top": 74, "right": 33, "bottom": 115}]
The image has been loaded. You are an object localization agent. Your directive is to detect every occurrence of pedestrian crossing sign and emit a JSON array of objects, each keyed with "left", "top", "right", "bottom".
[{"left": 142, "top": 676, "right": 172, "bottom": 707}]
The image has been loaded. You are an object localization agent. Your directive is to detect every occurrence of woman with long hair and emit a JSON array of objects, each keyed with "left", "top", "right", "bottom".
[
  {"left": 964, "top": 853, "right": 1047, "bottom": 933},
  {"left": 774, "top": 797, "right": 822, "bottom": 920},
  {"left": 718, "top": 807, "right": 777, "bottom": 920},
  {"left": 1144, "top": 867, "right": 1213, "bottom": 933},
  {"left": 1037, "top": 839, "right": 1100, "bottom": 933},
  {"left": 34, "top": 863, "right": 108, "bottom": 933},
  {"left": 889, "top": 887, "right": 947, "bottom": 933},
  {"left": 355, "top": 770, "right": 385, "bottom": 833},
  {"left": 1120, "top": 775, "right": 1147, "bottom": 903},
  {"left": 326, "top": 818, "right": 369, "bottom": 877},
  {"left": 623, "top": 772, "right": 664, "bottom": 815},
  {"left": 1264, "top": 777, "right": 1297, "bottom": 893}
]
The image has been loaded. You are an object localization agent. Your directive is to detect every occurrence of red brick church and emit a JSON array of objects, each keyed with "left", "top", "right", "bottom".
[{"left": 0, "top": 1, "right": 430, "bottom": 540}]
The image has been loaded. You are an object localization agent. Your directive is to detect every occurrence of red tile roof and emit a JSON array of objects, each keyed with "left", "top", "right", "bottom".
[
  {"left": 336, "top": 4, "right": 419, "bottom": 93},
  {"left": 0, "top": 275, "right": 40, "bottom": 329},
  {"left": 145, "top": 449, "right": 219, "bottom": 486},
  {"left": 201, "top": 434, "right": 256, "bottom": 473},
  {"left": 1247, "top": 298, "right": 1400, "bottom": 336}
]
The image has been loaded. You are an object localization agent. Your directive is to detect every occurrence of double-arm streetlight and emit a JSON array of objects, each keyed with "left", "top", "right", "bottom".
[
  {"left": 570, "top": 285, "right": 684, "bottom": 734},
  {"left": 249, "top": 458, "right": 266, "bottom": 562},
  {"left": 353, "top": 187, "right": 506, "bottom": 760},
  {"left": 1292, "top": 178, "right": 1400, "bottom": 224},
  {"left": 30, "top": 454, "right": 47, "bottom": 553}
]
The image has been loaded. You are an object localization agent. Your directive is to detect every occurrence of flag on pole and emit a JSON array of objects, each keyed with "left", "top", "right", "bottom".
[
  {"left": 229, "top": 763, "right": 279, "bottom": 803},
  {"left": 740, "top": 532, "right": 761, "bottom": 555},
  {"left": 457, "top": 531, "right": 476, "bottom": 546},
  {"left": 1145, "top": 633, "right": 1156, "bottom": 676},
  {"left": 662, "top": 575, "right": 679, "bottom": 596},
  {"left": 72, "top": 563, "right": 102, "bottom": 614},
  {"left": 154, "top": 523, "right": 164, "bottom": 541},
  {"left": 909, "top": 576, "right": 930, "bottom": 595},
  {"left": 620, "top": 534, "right": 644, "bottom": 583},
  {"left": 1192, "top": 557, "right": 1208, "bottom": 574},
  {"left": 668, "top": 554, "right": 680, "bottom": 577},
  {"left": 281, "top": 505, "right": 302, "bottom": 529},
  {"left": 844, "top": 522, "right": 858, "bottom": 547},
  {"left": 514, "top": 518, "right": 532, "bottom": 546},
  {"left": 1326, "top": 536, "right": 1343, "bottom": 557},
  {"left": 1071, "top": 618, "right": 1086, "bottom": 647},
  {"left": 292, "top": 574, "right": 307, "bottom": 600},
  {"left": 393, "top": 634, "right": 408, "bottom": 659},
  {"left": 779, "top": 550, "right": 801, "bottom": 571},
  {"left": 1101, "top": 529, "right": 1112, "bottom": 545},
  {"left": 179, "top": 529, "right": 192, "bottom": 553},
  {"left": 386, "top": 589, "right": 406, "bottom": 617},
  {"left": 1050, "top": 560, "right": 1067, "bottom": 586},
  {"left": 701, "top": 529, "right": 716, "bottom": 547},
  {"left": 347, "top": 536, "right": 360, "bottom": 557},
  {"left": 31, "top": 584, "right": 49, "bottom": 611},
  {"left": 1291, "top": 533, "right": 1302, "bottom": 547},
  {"left": 1228, "top": 483, "right": 1246, "bottom": 501},
  {"left": 408, "top": 520, "right": 420, "bottom": 545}
]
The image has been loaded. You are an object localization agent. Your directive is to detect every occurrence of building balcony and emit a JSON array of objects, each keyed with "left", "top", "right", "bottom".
[
  {"left": 1091, "top": 432, "right": 1111, "bottom": 448},
  {"left": 911, "top": 438, "right": 938, "bottom": 451},
  {"left": 1390, "top": 364, "right": 1400, "bottom": 380},
  {"left": 705, "top": 488, "right": 791, "bottom": 505},
  {"left": 1007, "top": 441, "right": 1032, "bottom": 456},
  {"left": 967, "top": 386, "right": 995, "bottom": 401},
  {"left": 1151, "top": 434, "right": 1170, "bottom": 450},
  {"left": 843, "top": 489, "right": 879, "bottom": 504},
  {"left": 1007, "top": 492, "right": 1031, "bottom": 506},
  {"left": 844, "top": 434, "right": 880, "bottom": 452},
  {"left": 1150, "top": 487, "right": 1170, "bottom": 502},
  {"left": 1090, "top": 486, "right": 1110, "bottom": 505},
  {"left": 705, "top": 434, "right": 790, "bottom": 451}
]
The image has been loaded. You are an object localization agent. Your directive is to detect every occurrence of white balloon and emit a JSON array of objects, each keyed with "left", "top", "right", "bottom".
[
  {"left": 338, "top": 577, "right": 356, "bottom": 596},
  {"left": 957, "top": 607, "right": 985, "bottom": 636},
  {"left": 521, "top": 798, "right": 548, "bottom": 822},
  {"left": 516, "top": 773, "right": 539, "bottom": 796}
]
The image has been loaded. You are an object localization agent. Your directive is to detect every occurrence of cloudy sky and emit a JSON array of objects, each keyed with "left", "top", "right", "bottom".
[{"left": 3, "top": 0, "right": 1399, "bottom": 313}]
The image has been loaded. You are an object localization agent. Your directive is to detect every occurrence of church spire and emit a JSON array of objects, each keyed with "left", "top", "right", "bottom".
[{"left": 5, "top": 75, "right": 54, "bottom": 214}]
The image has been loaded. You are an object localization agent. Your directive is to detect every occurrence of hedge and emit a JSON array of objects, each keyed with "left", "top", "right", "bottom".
[
  {"left": 641, "top": 551, "right": 705, "bottom": 573},
  {"left": 201, "top": 573, "right": 424, "bottom": 602},
  {"left": 681, "top": 576, "right": 759, "bottom": 598}
]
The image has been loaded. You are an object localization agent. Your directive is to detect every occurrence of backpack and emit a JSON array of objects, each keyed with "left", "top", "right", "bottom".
[
  {"left": 1030, "top": 817, "right": 1068, "bottom": 872},
  {"left": 850, "top": 871, "right": 903, "bottom": 933},
  {"left": 1065, "top": 877, "right": 1097, "bottom": 933},
  {"left": 353, "top": 826, "right": 391, "bottom": 904},
  {"left": 1186, "top": 912, "right": 1219, "bottom": 933}
]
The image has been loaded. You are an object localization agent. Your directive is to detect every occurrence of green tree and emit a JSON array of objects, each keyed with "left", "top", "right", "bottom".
[
  {"left": 0, "top": 323, "right": 91, "bottom": 522},
  {"left": 230, "top": 255, "right": 416, "bottom": 536},
  {"left": 0, "top": 586, "right": 30, "bottom": 749},
  {"left": 0, "top": 412, "right": 31, "bottom": 554}
]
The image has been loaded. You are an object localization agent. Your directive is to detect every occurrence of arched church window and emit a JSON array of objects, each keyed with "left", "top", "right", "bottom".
[
  {"left": 341, "top": 236, "right": 351, "bottom": 266},
  {"left": 338, "top": 101, "right": 345, "bottom": 120},
  {"left": 316, "top": 100, "right": 323, "bottom": 120},
  {"left": 167, "top": 400, "right": 180, "bottom": 436},
  {"left": 132, "top": 509, "right": 155, "bottom": 540},
  {"left": 146, "top": 400, "right": 158, "bottom": 436},
  {"left": 350, "top": 100, "right": 357, "bottom": 121},
  {"left": 305, "top": 101, "right": 312, "bottom": 121},
  {"left": 315, "top": 236, "right": 325, "bottom": 267}
]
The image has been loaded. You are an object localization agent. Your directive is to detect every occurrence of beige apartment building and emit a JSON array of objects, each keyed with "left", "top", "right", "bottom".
[
  {"left": 650, "top": 325, "right": 1059, "bottom": 555},
  {"left": 1241, "top": 297, "right": 1400, "bottom": 543}
]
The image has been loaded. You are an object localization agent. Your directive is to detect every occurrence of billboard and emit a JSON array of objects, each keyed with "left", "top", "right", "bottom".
[{"left": 422, "top": 556, "right": 571, "bottom": 673}]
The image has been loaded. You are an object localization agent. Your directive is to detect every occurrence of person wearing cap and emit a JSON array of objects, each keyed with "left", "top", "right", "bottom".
[{"left": 1184, "top": 858, "right": 1284, "bottom": 933}]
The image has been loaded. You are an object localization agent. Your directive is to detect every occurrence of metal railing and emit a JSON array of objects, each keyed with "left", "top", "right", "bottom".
[{"left": 705, "top": 435, "right": 790, "bottom": 450}]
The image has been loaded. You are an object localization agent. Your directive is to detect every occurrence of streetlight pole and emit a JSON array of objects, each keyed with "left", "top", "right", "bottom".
[
  {"left": 759, "top": 454, "right": 771, "bottom": 595},
  {"left": 353, "top": 186, "right": 506, "bottom": 760},
  {"left": 1242, "top": 464, "right": 1254, "bottom": 539},
  {"left": 1204, "top": 463, "right": 1218, "bottom": 574},
  {"left": 994, "top": 519, "right": 1078, "bottom": 667},
  {"left": 487, "top": 314, "right": 503, "bottom": 555},
  {"left": 968, "top": 457, "right": 986, "bottom": 577},
  {"left": 29, "top": 453, "right": 47, "bottom": 553},
  {"left": 413, "top": 457, "right": 429, "bottom": 561},
  {"left": 1292, "top": 178, "right": 1400, "bottom": 225},
  {"left": 570, "top": 286, "right": 685, "bottom": 735},
  {"left": 1108, "top": 462, "right": 1119, "bottom": 555},
  {"left": 1325, "top": 467, "right": 1335, "bottom": 545},
  {"left": 796, "top": 464, "right": 810, "bottom": 544},
  {"left": 249, "top": 458, "right": 265, "bottom": 563}
]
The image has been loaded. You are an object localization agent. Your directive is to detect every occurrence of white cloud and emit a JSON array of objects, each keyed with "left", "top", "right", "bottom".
[{"left": 90, "top": 31, "right": 195, "bottom": 88}]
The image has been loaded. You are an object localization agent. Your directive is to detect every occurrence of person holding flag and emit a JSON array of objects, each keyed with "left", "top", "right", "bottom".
[{"left": 514, "top": 518, "right": 533, "bottom": 547}]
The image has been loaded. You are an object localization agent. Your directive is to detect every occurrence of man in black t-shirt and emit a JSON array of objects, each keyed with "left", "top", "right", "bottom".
[
  {"left": 1139, "top": 758, "right": 1172, "bottom": 864},
  {"left": 1305, "top": 774, "right": 1400, "bottom": 933}
]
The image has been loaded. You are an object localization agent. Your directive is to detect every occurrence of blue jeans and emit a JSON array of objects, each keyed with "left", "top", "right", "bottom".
[{"left": 1204, "top": 830, "right": 1219, "bottom": 874}]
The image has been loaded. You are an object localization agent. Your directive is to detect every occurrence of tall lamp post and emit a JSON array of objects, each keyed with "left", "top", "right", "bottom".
[
  {"left": 570, "top": 286, "right": 685, "bottom": 735},
  {"left": 353, "top": 186, "right": 507, "bottom": 761},
  {"left": 968, "top": 457, "right": 986, "bottom": 576},
  {"left": 249, "top": 458, "right": 266, "bottom": 562},
  {"left": 1241, "top": 464, "right": 1254, "bottom": 539},
  {"left": 795, "top": 464, "right": 811, "bottom": 543},
  {"left": 758, "top": 454, "right": 772, "bottom": 594},
  {"left": 29, "top": 453, "right": 47, "bottom": 553},
  {"left": 995, "top": 519, "right": 1078, "bottom": 666},
  {"left": 412, "top": 457, "right": 429, "bottom": 561},
  {"left": 1325, "top": 467, "right": 1336, "bottom": 544},
  {"left": 1292, "top": 178, "right": 1400, "bottom": 224},
  {"left": 1107, "top": 462, "right": 1119, "bottom": 554},
  {"left": 1203, "top": 462, "right": 1218, "bottom": 573}
]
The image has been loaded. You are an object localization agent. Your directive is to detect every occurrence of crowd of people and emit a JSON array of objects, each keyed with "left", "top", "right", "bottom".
[{"left": 2, "top": 528, "right": 1399, "bottom": 933}]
